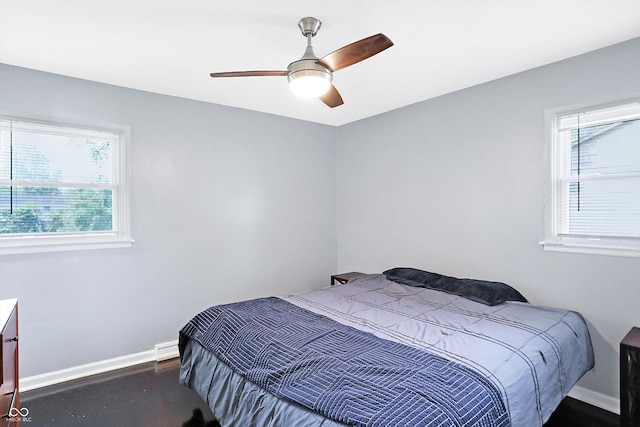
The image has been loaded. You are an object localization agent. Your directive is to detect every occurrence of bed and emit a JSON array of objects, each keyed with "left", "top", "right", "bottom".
[{"left": 179, "top": 268, "right": 594, "bottom": 427}]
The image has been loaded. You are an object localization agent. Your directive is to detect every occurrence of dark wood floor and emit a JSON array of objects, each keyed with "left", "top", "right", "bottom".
[
  {"left": 21, "top": 359, "right": 618, "bottom": 426},
  {"left": 21, "top": 359, "right": 216, "bottom": 426}
]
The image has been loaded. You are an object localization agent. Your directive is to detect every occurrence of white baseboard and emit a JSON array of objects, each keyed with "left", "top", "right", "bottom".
[
  {"left": 568, "top": 385, "right": 620, "bottom": 415},
  {"left": 21, "top": 340, "right": 179, "bottom": 392},
  {"left": 155, "top": 340, "right": 180, "bottom": 361}
]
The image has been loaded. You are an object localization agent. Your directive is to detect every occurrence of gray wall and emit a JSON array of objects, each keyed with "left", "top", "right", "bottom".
[
  {"left": 0, "top": 64, "right": 338, "bottom": 377},
  {"left": 336, "top": 37, "right": 640, "bottom": 401}
]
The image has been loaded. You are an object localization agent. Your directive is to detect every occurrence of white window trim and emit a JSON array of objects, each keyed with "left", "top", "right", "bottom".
[
  {"left": 541, "top": 95, "right": 640, "bottom": 258},
  {"left": 0, "top": 112, "right": 134, "bottom": 255}
]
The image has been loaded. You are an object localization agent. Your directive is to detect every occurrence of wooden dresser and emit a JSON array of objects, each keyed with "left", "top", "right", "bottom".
[{"left": 0, "top": 299, "right": 18, "bottom": 427}]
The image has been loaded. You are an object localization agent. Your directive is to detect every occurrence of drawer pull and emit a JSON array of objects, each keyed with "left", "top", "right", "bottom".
[
  {"left": 8, "top": 336, "right": 18, "bottom": 342},
  {"left": 1, "top": 388, "right": 17, "bottom": 419}
]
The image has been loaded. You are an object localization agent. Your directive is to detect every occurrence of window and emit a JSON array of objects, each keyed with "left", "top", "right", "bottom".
[
  {"left": 0, "top": 116, "right": 132, "bottom": 254},
  {"left": 543, "top": 98, "right": 640, "bottom": 257}
]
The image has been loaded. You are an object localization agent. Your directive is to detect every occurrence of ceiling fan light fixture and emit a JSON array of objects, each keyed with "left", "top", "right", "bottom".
[
  {"left": 287, "top": 59, "right": 332, "bottom": 98},
  {"left": 289, "top": 71, "right": 332, "bottom": 98}
]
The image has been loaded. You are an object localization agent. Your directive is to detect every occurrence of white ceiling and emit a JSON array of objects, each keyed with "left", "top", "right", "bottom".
[{"left": 1, "top": 0, "right": 639, "bottom": 126}]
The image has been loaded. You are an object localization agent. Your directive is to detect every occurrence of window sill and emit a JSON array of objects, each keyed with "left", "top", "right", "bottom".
[
  {"left": 0, "top": 238, "right": 135, "bottom": 255},
  {"left": 539, "top": 241, "right": 640, "bottom": 258}
]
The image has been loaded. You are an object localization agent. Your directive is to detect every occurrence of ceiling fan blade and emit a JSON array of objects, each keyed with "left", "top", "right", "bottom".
[
  {"left": 320, "top": 85, "right": 344, "bottom": 108},
  {"left": 210, "top": 70, "right": 288, "bottom": 78},
  {"left": 317, "top": 33, "right": 393, "bottom": 72}
]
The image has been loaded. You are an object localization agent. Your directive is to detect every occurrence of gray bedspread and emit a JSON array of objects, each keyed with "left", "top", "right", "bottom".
[{"left": 180, "top": 274, "right": 593, "bottom": 427}]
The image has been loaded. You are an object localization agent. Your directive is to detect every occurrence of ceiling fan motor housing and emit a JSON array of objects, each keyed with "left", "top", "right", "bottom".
[{"left": 287, "top": 59, "right": 332, "bottom": 80}]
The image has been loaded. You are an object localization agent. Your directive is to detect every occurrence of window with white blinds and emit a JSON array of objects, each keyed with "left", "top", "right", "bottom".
[
  {"left": 0, "top": 116, "right": 132, "bottom": 254},
  {"left": 543, "top": 99, "right": 640, "bottom": 257}
]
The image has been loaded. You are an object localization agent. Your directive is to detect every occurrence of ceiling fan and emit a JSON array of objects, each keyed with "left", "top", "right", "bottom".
[{"left": 210, "top": 17, "right": 393, "bottom": 108}]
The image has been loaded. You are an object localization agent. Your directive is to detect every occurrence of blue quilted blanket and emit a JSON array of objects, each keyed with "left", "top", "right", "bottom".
[{"left": 180, "top": 297, "right": 510, "bottom": 427}]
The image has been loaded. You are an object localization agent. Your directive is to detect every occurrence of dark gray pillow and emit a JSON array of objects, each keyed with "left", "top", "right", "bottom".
[{"left": 383, "top": 267, "right": 528, "bottom": 306}]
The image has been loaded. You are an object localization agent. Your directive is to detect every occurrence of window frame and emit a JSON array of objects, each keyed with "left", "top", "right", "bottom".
[
  {"left": 0, "top": 112, "right": 133, "bottom": 255},
  {"left": 542, "top": 96, "right": 640, "bottom": 258}
]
